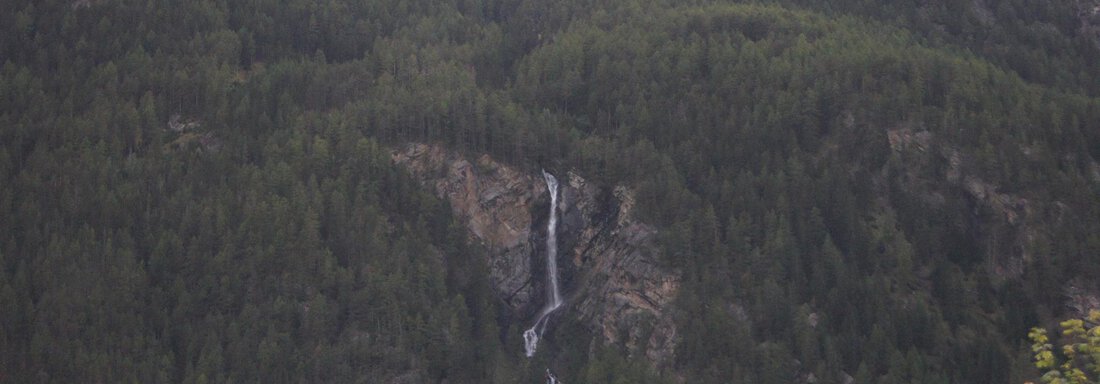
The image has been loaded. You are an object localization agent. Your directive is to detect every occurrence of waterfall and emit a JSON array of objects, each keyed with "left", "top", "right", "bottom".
[{"left": 524, "top": 170, "right": 562, "bottom": 357}]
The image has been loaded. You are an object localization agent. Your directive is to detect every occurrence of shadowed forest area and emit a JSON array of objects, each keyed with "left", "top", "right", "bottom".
[{"left": 2, "top": 0, "right": 1100, "bottom": 382}]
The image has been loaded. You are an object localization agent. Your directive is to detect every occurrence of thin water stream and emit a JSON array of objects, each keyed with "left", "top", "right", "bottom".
[{"left": 523, "top": 171, "right": 562, "bottom": 357}]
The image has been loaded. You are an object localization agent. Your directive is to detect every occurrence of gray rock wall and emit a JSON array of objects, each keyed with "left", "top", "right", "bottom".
[{"left": 393, "top": 143, "right": 681, "bottom": 369}]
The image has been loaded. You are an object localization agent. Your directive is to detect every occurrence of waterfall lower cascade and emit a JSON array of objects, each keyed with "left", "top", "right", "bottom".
[{"left": 523, "top": 171, "right": 562, "bottom": 357}]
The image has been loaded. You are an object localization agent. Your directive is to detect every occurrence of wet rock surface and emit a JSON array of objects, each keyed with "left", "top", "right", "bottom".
[{"left": 393, "top": 143, "right": 681, "bottom": 368}]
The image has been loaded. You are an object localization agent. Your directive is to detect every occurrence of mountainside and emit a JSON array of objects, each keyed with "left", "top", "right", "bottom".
[
  {"left": 2, "top": 0, "right": 1100, "bottom": 383},
  {"left": 393, "top": 143, "right": 680, "bottom": 367}
]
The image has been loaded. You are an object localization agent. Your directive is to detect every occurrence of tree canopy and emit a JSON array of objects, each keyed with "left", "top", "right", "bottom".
[{"left": 2, "top": 0, "right": 1099, "bottom": 382}]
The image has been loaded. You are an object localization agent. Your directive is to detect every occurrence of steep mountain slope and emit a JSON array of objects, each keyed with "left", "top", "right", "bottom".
[
  {"left": 393, "top": 143, "right": 680, "bottom": 368},
  {"left": 509, "top": 5, "right": 1100, "bottom": 381},
  {"left": 2, "top": 0, "right": 1099, "bottom": 383}
]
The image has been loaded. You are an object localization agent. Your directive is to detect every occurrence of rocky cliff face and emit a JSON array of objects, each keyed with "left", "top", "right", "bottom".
[
  {"left": 886, "top": 127, "right": 1065, "bottom": 278},
  {"left": 391, "top": 144, "right": 544, "bottom": 314},
  {"left": 1077, "top": 0, "right": 1100, "bottom": 50},
  {"left": 392, "top": 143, "right": 680, "bottom": 367}
]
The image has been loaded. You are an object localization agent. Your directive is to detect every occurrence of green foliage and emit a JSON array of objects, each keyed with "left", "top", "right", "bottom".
[
  {"left": 1030, "top": 311, "right": 1100, "bottom": 384},
  {"left": 1, "top": 0, "right": 1098, "bottom": 382},
  {"left": 580, "top": 345, "right": 671, "bottom": 384}
]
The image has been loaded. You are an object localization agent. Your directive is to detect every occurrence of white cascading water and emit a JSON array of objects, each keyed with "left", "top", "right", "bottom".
[{"left": 524, "top": 170, "right": 562, "bottom": 357}]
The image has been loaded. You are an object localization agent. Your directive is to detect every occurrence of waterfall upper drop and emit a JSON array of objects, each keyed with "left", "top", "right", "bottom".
[
  {"left": 544, "top": 171, "right": 562, "bottom": 309},
  {"left": 524, "top": 170, "right": 562, "bottom": 357}
]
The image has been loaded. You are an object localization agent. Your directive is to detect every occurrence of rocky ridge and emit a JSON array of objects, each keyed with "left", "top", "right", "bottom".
[{"left": 392, "top": 143, "right": 680, "bottom": 367}]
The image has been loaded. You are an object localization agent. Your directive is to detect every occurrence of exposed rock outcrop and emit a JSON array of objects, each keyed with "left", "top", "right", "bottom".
[
  {"left": 168, "top": 114, "right": 202, "bottom": 132},
  {"left": 558, "top": 175, "right": 680, "bottom": 365},
  {"left": 886, "top": 127, "right": 1062, "bottom": 278},
  {"left": 392, "top": 144, "right": 544, "bottom": 314},
  {"left": 1065, "top": 281, "right": 1100, "bottom": 318},
  {"left": 392, "top": 143, "right": 680, "bottom": 368},
  {"left": 1076, "top": 0, "right": 1100, "bottom": 50}
]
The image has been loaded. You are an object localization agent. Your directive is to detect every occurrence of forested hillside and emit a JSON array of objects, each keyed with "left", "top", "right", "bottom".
[{"left": 2, "top": 0, "right": 1099, "bottom": 382}]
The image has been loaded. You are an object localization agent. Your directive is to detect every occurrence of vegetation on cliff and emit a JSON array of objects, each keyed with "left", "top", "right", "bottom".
[{"left": 2, "top": 0, "right": 1099, "bottom": 382}]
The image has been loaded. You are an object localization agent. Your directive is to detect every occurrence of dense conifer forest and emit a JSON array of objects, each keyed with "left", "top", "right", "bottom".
[{"left": 2, "top": 0, "right": 1100, "bottom": 382}]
